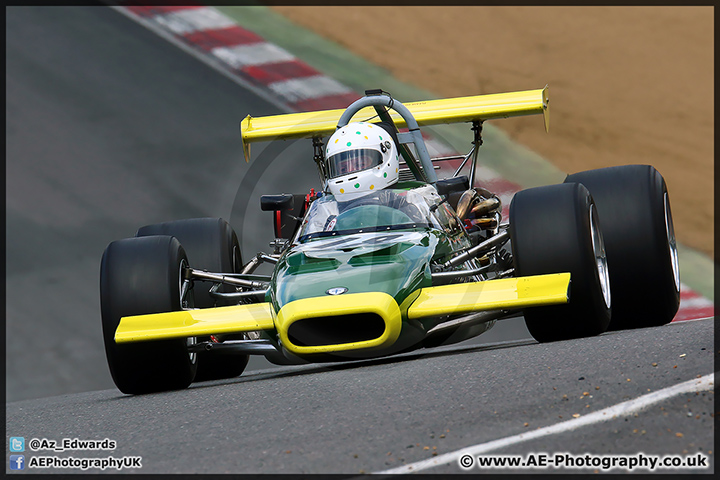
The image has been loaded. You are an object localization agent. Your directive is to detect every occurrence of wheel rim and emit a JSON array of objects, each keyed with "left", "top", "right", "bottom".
[
  {"left": 179, "top": 258, "right": 197, "bottom": 365},
  {"left": 590, "top": 205, "right": 611, "bottom": 309},
  {"left": 186, "top": 337, "right": 197, "bottom": 364},
  {"left": 664, "top": 192, "right": 680, "bottom": 292}
]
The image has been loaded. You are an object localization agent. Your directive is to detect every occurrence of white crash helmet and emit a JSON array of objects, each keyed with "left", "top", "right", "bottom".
[{"left": 324, "top": 121, "right": 399, "bottom": 199}]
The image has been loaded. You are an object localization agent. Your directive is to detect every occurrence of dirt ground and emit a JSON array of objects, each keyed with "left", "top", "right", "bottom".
[{"left": 271, "top": 6, "right": 713, "bottom": 259}]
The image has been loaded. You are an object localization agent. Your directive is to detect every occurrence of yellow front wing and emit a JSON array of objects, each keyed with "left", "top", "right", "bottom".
[
  {"left": 114, "top": 272, "right": 569, "bottom": 347},
  {"left": 407, "top": 272, "right": 570, "bottom": 319},
  {"left": 114, "top": 303, "right": 275, "bottom": 344}
]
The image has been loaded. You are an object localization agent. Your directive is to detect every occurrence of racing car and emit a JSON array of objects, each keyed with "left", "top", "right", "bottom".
[{"left": 100, "top": 87, "right": 680, "bottom": 394}]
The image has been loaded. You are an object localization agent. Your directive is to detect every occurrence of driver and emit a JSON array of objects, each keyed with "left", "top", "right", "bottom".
[
  {"left": 318, "top": 122, "right": 425, "bottom": 231},
  {"left": 324, "top": 121, "right": 399, "bottom": 199}
]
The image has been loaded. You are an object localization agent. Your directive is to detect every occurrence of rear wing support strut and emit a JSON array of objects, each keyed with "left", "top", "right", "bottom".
[{"left": 468, "top": 120, "right": 483, "bottom": 188}]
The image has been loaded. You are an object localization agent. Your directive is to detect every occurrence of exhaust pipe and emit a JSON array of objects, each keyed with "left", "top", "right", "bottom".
[
  {"left": 456, "top": 189, "right": 502, "bottom": 220},
  {"left": 471, "top": 197, "right": 502, "bottom": 217}
]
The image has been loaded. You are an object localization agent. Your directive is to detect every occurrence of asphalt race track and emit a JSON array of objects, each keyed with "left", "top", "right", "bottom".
[
  {"left": 7, "top": 320, "right": 714, "bottom": 474},
  {"left": 5, "top": 7, "right": 715, "bottom": 475}
]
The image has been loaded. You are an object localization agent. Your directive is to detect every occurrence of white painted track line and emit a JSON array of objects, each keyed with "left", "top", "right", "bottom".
[{"left": 375, "top": 373, "right": 715, "bottom": 474}]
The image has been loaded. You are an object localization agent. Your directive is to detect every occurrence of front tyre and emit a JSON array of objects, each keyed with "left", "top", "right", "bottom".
[
  {"left": 136, "top": 218, "right": 249, "bottom": 381},
  {"left": 564, "top": 165, "right": 680, "bottom": 329},
  {"left": 100, "top": 236, "right": 197, "bottom": 394},
  {"left": 510, "top": 183, "right": 611, "bottom": 342}
]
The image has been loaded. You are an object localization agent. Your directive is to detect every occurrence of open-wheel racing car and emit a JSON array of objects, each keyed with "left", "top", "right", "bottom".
[{"left": 101, "top": 87, "right": 680, "bottom": 394}]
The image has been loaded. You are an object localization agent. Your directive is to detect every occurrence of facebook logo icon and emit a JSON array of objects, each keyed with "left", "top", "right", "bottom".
[{"left": 9, "top": 455, "right": 25, "bottom": 470}]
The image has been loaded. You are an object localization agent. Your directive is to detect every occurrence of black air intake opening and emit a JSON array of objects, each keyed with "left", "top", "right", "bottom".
[{"left": 288, "top": 313, "right": 386, "bottom": 347}]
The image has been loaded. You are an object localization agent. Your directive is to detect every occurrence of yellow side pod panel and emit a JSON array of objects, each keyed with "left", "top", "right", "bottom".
[
  {"left": 115, "top": 303, "right": 275, "bottom": 344},
  {"left": 408, "top": 272, "right": 570, "bottom": 319}
]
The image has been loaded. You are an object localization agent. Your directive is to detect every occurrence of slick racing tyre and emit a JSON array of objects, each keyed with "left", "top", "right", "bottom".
[
  {"left": 564, "top": 165, "right": 680, "bottom": 329},
  {"left": 137, "top": 218, "right": 249, "bottom": 381},
  {"left": 100, "top": 236, "right": 197, "bottom": 394},
  {"left": 510, "top": 183, "right": 612, "bottom": 342},
  {"left": 137, "top": 218, "right": 242, "bottom": 308}
]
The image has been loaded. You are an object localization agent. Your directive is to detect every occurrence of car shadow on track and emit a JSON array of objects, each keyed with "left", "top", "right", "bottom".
[
  {"left": 188, "top": 322, "right": 697, "bottom": 392},
  {"left": 186, "top": 338, "right": 540, "bottom": 391},
  {"left": 93, "top": 338, "right": 541, "bottom": 401},
  {"left": 93, "top": 321, "right": 708, "bottom": 400}
]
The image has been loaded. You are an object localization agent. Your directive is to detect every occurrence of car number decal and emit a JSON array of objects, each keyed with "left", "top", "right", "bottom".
[{"left": 301, "top": 232, "right": 425, "bottom": 251}]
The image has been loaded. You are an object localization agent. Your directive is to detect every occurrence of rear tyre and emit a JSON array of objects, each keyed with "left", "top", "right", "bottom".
[
  {"left": 136, "top": 218, "right": 249, "bottom": 381},
  {"left": 510, "top": 183, "right": 611, "bottom": 342},
  {"left": 100, "top": 236, "right": 197, "bottom": 394},
  {"left": 564, "top": 165, "right": 680, "bottom": 329}
]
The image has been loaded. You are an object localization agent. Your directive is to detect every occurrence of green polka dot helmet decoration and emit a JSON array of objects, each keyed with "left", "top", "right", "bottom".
[{"left": 324, "top": 121, "right": 399, "bottom": 200}]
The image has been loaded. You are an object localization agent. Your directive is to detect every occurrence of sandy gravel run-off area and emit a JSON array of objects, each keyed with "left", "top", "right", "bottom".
[{"left": 271, "top": 6, "right": 713, "bottom": 258}]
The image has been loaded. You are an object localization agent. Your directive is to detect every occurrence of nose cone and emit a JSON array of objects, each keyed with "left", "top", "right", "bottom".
[{"left": 274, "top": 291, "right": 403, "bottom": 356}]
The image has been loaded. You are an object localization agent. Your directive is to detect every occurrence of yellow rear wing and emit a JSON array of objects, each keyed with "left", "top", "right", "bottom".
[{"left": 240, "top": 86, "right": 549, "bottom": 161}]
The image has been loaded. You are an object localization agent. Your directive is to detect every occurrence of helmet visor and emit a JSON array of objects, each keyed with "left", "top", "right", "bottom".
[{"left": 327, "top": 149, "right": 383, "bottom": 178}]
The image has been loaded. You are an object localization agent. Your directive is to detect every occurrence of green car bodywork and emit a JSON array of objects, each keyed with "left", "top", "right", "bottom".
[{"left": 262, "top": 184, "right": 482, "bottom": 361}]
